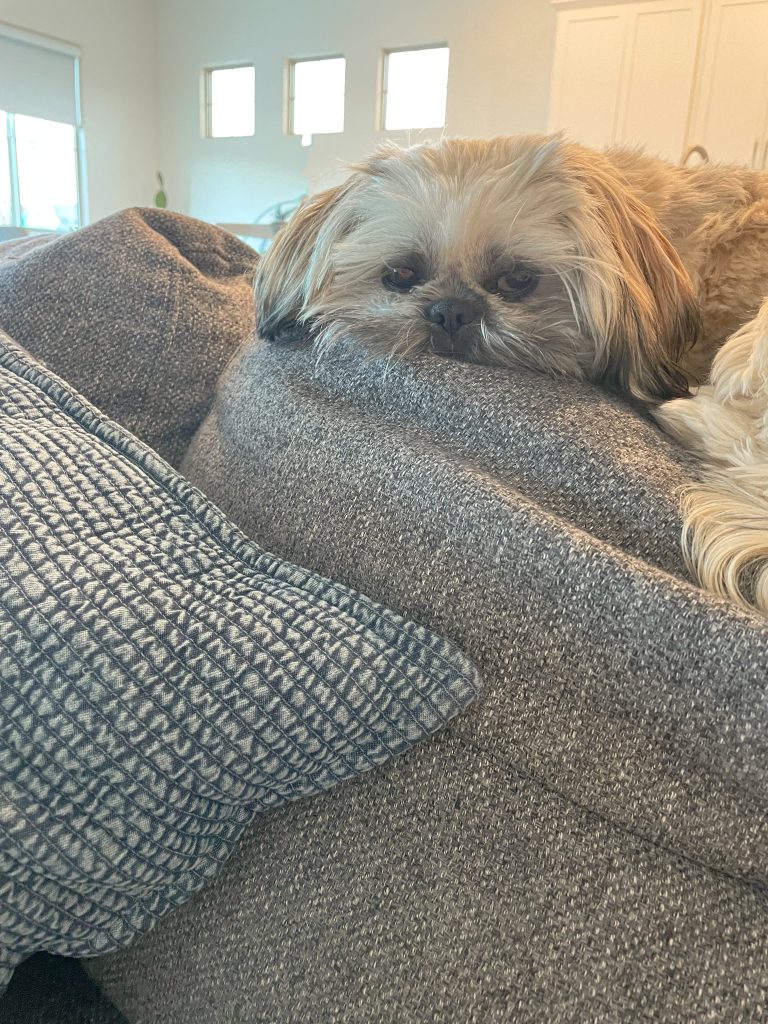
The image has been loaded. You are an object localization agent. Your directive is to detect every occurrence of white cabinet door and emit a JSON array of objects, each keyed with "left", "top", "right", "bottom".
[
  {"left": 618, "top": 3, "right": 702, "bottom": 159},
  {"left": 688, "top": 0, "right": 768, "bottom": 166},
  {"left": 549, "top": 7, "right": 627, "bottom": 149},
  {"left": 549, "top": 0, "right": 702, "bottom": 160}
]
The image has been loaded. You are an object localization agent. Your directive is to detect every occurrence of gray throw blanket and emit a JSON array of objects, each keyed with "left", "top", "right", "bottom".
[{"left": 85, "top": 337, "right": 768, "bottom": 1023}]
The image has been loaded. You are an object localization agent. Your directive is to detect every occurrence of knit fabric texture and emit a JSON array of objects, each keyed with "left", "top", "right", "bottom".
[
  {"left": 0, "top": 333, "right": 481, "bottom": 991},
  {"left": 85, "top": 336, "right": 768, "bottom": 1024},
  {"left": 0, "top": 209, "right": 259, "bottom": 467}
]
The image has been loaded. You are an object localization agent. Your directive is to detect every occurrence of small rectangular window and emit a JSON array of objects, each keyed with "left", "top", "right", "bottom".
[
  {"left": 206, "top": 66, "right": 255, "bottom": 138},
  {"left": 382, "top": 46, "right": 449, "bottom": 131},
  {"left": 288, "top": 57, "right": 345, "bottom": 139}
]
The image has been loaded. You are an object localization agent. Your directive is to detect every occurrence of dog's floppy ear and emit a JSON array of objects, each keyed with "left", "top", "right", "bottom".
[
  {"left": 255, "top": 178, "right": 360, "bottom": 341},
  {"left": 566, "top": 148, "right": 699, "bottom": 400}
]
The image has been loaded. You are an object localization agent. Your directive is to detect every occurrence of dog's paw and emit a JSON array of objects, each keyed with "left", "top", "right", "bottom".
[
  {"left": 710, "top": 300, "right": 768, "bottom": 403},
  {"left": 654, "top": 388, "right": 759, "bottom": 466}
]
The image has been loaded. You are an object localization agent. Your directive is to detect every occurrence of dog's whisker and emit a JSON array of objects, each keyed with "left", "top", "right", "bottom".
[{"left": 556, "top": 270, "right": 583, "bottom": 333}]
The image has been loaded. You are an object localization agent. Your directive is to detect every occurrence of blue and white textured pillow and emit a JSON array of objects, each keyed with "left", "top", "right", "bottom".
[{"left": 0, "top": 333, "right": 481, "bottom": 989}]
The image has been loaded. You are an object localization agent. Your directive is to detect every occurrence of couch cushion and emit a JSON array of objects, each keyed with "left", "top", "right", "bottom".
[
  {"left": 86, "top": 337, "right": 768, "bottom": 1024},
  {"left": 0, "top": 209, "right": 258, "bottom": 467},
  {"left": 181, "top": 340, "right": 768, "bottom": 889},
  {"left": 0, "top": 333, "right": 481, "bottom": 991}
]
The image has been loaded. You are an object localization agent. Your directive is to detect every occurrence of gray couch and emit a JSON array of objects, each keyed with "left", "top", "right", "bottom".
[{"left": 1, "top": 210, "right": 767, "bottom": 1023}]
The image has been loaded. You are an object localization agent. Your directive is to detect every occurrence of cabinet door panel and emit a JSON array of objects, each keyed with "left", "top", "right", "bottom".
[
  {"left": 549, "top": 10, "right": 626, "bottom": 148},
  {"left": 619, "top": 4, "right": 702, "bottom": 160},
  {"left": 692, "top": 0, "right": 768, "bottom": 164}
]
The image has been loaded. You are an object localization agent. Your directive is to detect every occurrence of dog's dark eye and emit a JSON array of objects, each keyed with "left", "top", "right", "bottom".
[
  {"left": 383, "top": 266, "right": 421, "bottom": 292},
  {"left": 495, "top": 266, "right": 539, "bottom": 301}
]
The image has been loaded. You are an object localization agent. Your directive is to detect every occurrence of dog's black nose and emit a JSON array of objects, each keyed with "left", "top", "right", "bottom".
[{"left": 426, "top": 298, "right": 480, "bottom": 337}]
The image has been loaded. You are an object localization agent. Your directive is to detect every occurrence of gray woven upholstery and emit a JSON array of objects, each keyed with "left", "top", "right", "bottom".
[
  {"left": 0, "top": 209, "right": 258, "bottom": 467},
  {"left": 3, "top": 209, "right": 765, "bottom": 1022},
  {"left": 0, "top": 334, "right": 481, "bottom": 991},
  {"left": 85, "top": 337, "right": 768, "bottom": 1023}
]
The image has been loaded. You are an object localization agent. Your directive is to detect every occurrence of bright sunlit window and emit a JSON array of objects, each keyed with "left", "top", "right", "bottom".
[
  {"left": 1, "top": 112, "right": 81, "bottom": 230},
  {"left": 206, "top": 66, "right": 255, "bottom": 138},
  {"left": 14, "top": 114, "right": 80, "bottom": 230},
  {"left": 382, "top": 46, "right": 450, "bottom": 131},
  {"left": 0, "top": 28, "right": 85, "bottom": 231},
  {"left": 0, "top": 125, "right": 10, "bottom": 226},
  {"left": 288, "top": 57, "right": 346, "bottom": 140}
]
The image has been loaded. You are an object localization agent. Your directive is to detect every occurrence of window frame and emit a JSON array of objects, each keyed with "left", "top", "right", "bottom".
[
  {"left": 203, "top": 64, "right": 256, "bottom": 139},
  {"left": 379, "top": 43, "right": 450, "bottom": 132},
  {"left": 2, "top": 113, "right": 21, "bottom": 227},
  {"left": 285, "top": 54, "right": 346, "bottom": 138}
]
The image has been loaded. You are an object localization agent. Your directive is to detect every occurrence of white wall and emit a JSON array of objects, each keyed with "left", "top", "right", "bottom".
[
  {"left": 0, "top": 0, "right": 158, "bottom": 222},
  {"left": 0, "top": 0, "right": 558, "bottom": 226},
  {"left": 154, "top": 0, "right": 557, "bottom": 224}
]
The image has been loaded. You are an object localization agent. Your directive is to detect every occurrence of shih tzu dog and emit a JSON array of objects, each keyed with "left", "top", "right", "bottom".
[{"left": 254, "top": 135, "right": 768, "bottom": 615}]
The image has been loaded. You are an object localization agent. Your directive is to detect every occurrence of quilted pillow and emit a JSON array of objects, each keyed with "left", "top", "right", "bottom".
[{"left": 0, "top": 333, "right": 481, "bottom": 989}]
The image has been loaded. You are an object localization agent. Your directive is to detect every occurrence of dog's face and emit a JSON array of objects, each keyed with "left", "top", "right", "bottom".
[{"left": 256, "top": 135, "right": 699, "bottom": 400}]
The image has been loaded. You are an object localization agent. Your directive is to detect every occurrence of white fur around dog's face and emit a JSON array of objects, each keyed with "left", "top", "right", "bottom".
[{"left": 256, "top": 135, "right": 699, "bottom": 400}]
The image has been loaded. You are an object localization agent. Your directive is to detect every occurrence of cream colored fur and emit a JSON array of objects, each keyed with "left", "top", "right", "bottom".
[
  {"left": 655, "top": 302, "right": 768, "bottom": 614},
  {"left": 604, "top": 151, "right": 768, "bottom": 615},
  {"left": 255, "top": 135, "right": 768, "bottom": 614}
]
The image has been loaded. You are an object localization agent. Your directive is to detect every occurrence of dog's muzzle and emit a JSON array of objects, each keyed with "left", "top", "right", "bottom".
[
  {"left": 426, "top": 297, "right": 481, "bottom": 356},
  {"left": 427, "top": 297, "right": 480, "bottom": 336}
]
